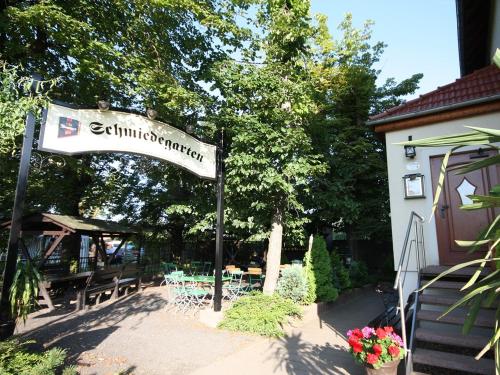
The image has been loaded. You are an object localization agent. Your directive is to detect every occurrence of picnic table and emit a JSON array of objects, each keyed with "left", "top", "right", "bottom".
[{"left": 39, "top": 271, "right": 93, "bottom": 311}]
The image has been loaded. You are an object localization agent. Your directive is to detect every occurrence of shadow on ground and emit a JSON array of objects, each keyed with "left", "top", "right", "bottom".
[
  {"left": 20, "top": 291, "right": 167, "bottom": 362},
  {"left": 268, "top": 287, "right": 384, "bottom": 375}
]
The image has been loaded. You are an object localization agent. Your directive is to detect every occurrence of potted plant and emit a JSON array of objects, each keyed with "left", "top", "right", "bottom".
[{"left": 347, "top": 326, "right": 405, "bottom": 375}]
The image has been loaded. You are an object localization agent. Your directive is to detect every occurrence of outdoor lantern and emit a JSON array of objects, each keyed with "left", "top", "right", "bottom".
[
  {"left": 97, "top": 100, "right": 110, "bottom": 111},
  {"left": 404, "top": 135, "right": 416, "bottom": 158},
  {"left": 146, "top": 108, "right": 158, "bottom": 120},
  {"left": 186, "top": 123, "right": 195, "bottom": 134}
]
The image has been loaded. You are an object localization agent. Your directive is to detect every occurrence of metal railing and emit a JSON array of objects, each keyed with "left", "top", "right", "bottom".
[{"left": 393, "top": 211, "right": 425, "bottom": 375}]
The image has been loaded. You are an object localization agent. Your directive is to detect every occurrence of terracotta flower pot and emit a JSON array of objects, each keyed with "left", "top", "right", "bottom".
[{"left": 365, "top": 359, "right": 400, "bottom": 375}]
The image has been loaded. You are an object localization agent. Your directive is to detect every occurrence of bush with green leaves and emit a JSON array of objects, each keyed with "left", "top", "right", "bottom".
[
  {"left": 276, "top": 266, "right": 308, "bottom": 304},
  {"left": 0, "top": 339, "right": 78, "bottom": 375},
  {"left": 218, "top": 292, "right": 302, "bottom": 337},
  {"left": 302, "top": 236, "right": 338, "bottom": 302},
  {"left": 330, "top": 251, "right": 351, "bottom": 291},
  {"left": 10, "top": 259, "right": 42, "bottom": 323},
  {"left": 302, "top": 246, "right": 316, "bottom": 304},
  {"left": 349, "top": 260, "right": 370, "bottom": 288}
]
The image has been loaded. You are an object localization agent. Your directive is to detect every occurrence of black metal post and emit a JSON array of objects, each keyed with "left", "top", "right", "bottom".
[
  {"left": 0, "top": 110, "right": 36, "bottom": 327},
  {"left": 213, "top": 130, "right": 225, "bottom": 312}
]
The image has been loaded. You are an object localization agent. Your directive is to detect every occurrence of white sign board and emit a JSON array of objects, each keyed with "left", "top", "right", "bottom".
[{"left": 39, "top": 103, "right": 217, "bottom": 179}]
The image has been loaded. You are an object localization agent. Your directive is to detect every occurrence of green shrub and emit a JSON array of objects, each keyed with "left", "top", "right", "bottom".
[
  {"left": 303, "top": 236, "right": 338, "bottom": 302},
  {"left": 0, "top": 339, "right": 78, "bottom": 375},
  {"left": 349, "top": 260, "right": 370, "bottom": 287},
  {"left": 276, "top": 266, "right": 308, "bottom": 304},
  {"left": 218, "top": 292, "right": 302, "bottom": 337},
  {"left": 330, "top": 251, "right": 351, "bottom": 291},
  {"left": 302, "top": 245, "right": 316, "bottom": 305}
]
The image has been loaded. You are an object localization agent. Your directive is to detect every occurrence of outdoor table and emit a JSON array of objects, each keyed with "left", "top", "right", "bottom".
[
  {"left": 180, "top": 275, "right": 232, "bottom": 284},
  {"left": 39, "top": 271, "right": 93, "bottom": 311}
]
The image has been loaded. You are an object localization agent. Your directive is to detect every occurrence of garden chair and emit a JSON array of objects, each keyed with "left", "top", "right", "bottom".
[
  {"left": 222, "top": 270, "right": 245, "bottom": 301},
  {"left": 190, "top": 261, "right": 202, "bottom": 275},
  {"left": 202, "top": 261, "right": 212, "bottom": 275},
  {"left": 247, "top": 267, "right": 264, "bottom": 290}
]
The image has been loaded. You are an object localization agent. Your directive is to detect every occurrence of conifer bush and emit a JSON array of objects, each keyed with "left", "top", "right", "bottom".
[
  {"left": 276, "top": 266, "right": 308, "bottom": 304},
  {"left": 0, "top": 339, "right": 77, "bottom": 375},
  {"left": 331, "top": 251, "right": 351, "bottom": 291},
  {"left": 218, "top": 292, "right": 302, "bottom": 337},
  {"left": 303, "top": 236, "right": 338, "bottom": 302}
]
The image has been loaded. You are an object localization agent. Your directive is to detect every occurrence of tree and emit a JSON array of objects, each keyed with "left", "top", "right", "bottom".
[
  {"left": 0, "top": 0, "right": 253, "bottom": 222},
  {"left": 306, "top": 14, "right": 422, "bottom": 244},
  {"left": 209, "top": 0, "right": 326, "bottom": 294}
]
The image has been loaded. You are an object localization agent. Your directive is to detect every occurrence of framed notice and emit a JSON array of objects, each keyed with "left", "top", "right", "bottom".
[{"left": 403, "top": 174, "right": 425, "bottom": 199}]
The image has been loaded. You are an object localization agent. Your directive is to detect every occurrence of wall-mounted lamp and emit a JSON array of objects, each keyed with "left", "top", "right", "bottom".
[
  {"left": 97, "top": 100, "right": 110, "bottom": 111},
  {"left": 404, "top": 135, "right": 416, "bottom": 158},
  {"left": 146, "top": 108, "right": 158, "bottom": 120},
  {"left": 185, "top": 123, "right": 195, "bottom": 134}
]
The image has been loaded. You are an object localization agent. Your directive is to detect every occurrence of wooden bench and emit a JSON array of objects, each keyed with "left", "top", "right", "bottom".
[
  {"left": 116, "top": 264, "right": 144, "bottom": 296},
  {"left": 76, "top": 264, "right": 144, "bottom": 310},
  {"left": 76, "top": 268, "right": 121, "bottom": 310}
]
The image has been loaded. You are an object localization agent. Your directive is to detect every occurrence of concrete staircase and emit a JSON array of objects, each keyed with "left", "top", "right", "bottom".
[{"left": 411, "top": 266, "right": 495, "bottom": 375}]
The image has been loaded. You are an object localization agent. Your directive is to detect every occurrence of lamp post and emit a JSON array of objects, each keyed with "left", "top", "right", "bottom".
[{"left": 213, "top": 128, "right": 225, "bottom": 312}]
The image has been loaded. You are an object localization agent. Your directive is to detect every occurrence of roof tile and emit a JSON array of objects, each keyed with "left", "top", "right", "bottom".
[{"left": 370, "top": 65, "right": 500, "bottom": 122}]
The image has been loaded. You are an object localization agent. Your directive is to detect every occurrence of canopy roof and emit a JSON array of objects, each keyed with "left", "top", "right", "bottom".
[{"left": 1, "top": 212, "right": 138, "bottom": 236}]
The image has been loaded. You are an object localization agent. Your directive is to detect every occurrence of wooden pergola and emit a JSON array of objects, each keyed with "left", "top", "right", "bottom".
[{"left": 1, "top": 212, "right": 139, "bottom": 268}]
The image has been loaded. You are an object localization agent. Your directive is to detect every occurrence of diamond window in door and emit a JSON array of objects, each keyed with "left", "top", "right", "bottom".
[{"left": 456, "top": 177, "right": 476, "bottom": 205}]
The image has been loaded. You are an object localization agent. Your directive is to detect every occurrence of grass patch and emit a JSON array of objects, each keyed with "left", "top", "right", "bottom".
[{"left": 218, "top": 292, "right": 302, "bottom": 337}]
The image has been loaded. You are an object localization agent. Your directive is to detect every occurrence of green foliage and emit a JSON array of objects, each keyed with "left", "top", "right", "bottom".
[
  {"left": 303, "top": 236, "right": 338, "bottom": 302},
  {"left": 218, "top": 292, "right": 302, "bottom": 337},
  {"left": 0, "top": 63, "right": 55, "bottom": 153},
  {"left": 276, "top": 266, "right": 308, "bottom": 304},
  {"left": 330, "top": 251, "right": 351, "bottom": 291},
  {"left": 407, "top": 124, "right": 500, "bottom": 365},
  {"left": 9, "top": 259, "right": 42, "bottom": 323},
  {"left": 302, "top": 244, "right": 316, "bottom": 304},
  {"left": 306, "top": 14, "right": 422, "bottom": 240},
  {"left": 349, "top": 260, "right": 370, "bottom": 288},
  {"left": 0, "top": 339, "right": 77, "bottom": 375}
]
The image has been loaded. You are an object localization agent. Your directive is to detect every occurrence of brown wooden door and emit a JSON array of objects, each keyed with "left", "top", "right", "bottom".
[{"left": 430, "top": 150, "right": 499, "bottom": 265}]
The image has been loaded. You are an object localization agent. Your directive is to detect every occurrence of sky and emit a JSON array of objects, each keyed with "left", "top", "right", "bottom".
[{"left": 310, "top": 0, "right": 460, "bottom": 99}]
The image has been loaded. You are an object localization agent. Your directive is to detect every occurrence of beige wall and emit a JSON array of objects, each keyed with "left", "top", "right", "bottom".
[{"left": 384, "top": 111, "right": 500, "bottom": 298}]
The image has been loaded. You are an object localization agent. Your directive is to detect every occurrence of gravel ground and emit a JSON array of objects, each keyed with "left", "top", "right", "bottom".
[{"left": 16, "top": 287, "right": 261, "bottom": 375}]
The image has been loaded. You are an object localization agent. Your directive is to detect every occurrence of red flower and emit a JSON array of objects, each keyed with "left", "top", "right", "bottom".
[
  {"left": 348, "top": 337, "right": 363, "bottom": 353},
  {"left": 351, "top": 329, "right": 363, "bottom": 339},
  {"left": 366, "top": 353, "right": 379, "bottom": 365},
  {"left": 388, "top": 345, "right": 400, "bottom": 357},
  {"left": 373, "top": 344, "right": 382, "bottom": 356},
  {"left": 375, "top": 328, "right": 387, "bottom": 339},
  {"left": 384, "top": 326, "right": 394, "bottom": 333}
]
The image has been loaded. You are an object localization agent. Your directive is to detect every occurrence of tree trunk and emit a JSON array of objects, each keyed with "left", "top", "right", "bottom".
[{"left": 263, "top": 207, "right": 283, "bottom": 295}]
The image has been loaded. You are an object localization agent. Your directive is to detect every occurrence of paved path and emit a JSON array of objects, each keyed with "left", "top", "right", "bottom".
[
  {"left": 190, "top": 287, "right": 384, "bottom": 375},
  {"left": 17, "top": 286, "right": 384, "bottom": 375}
]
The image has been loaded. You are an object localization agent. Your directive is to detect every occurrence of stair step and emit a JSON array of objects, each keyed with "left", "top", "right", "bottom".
[
  {"left": 415, "top": 328, "right": 489, "bottom": 350},
  {"left": 419, "top": 294, "right": 495, "bottom": 309},
  {"left": 417, "top": 309, "right": 495, "bottom": 328},
  {"left": 421, "top": 265, "right": 490, "bottom": 279},
  {"left": 413, "top": 348, "right": 494, "bottom": 375},
  {"left": 422, "top": 280, "right": 466, "bottom": 290}
]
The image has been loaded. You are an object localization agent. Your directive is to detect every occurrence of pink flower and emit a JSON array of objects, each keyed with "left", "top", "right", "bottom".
[
  {"left": 362, "top": 327, "right": 375, "bottom": 338},
  {"left": 389, "top": 333, "right": 404, "bottom": 347}
]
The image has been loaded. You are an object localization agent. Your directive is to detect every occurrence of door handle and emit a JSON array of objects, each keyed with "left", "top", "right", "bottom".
[{"left": 439, "top": 204, "right": 449, "bottom": 219}]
